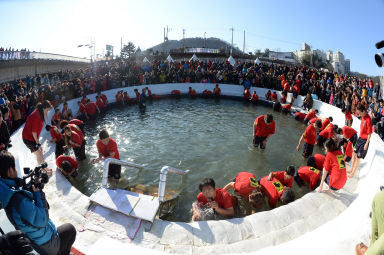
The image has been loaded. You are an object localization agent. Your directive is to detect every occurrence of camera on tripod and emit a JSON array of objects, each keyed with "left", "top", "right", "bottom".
[{"left": 22, "top": 162, "right": 49, "bottom": 191}]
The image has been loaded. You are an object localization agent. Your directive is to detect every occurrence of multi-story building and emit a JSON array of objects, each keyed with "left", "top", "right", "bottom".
[
  {"left": 345, "top": 59, "right": 350, "bottom": 74},
  {"left": 268, "top": 51, "right": 297, "bottom": 64}
]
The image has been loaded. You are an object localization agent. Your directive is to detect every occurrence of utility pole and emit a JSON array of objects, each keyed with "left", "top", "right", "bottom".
[
  {"left": 243, "top": 30, "right": 245, "bottom": 54},
  {"left": 182, "top": 28, "right": 186, "bottom": 50},
  {"left": 204, "top": 32, "right": 206, "bottom": 48},
  {"left": 230, "top": 27, "right": 234, "bottom": 55}
]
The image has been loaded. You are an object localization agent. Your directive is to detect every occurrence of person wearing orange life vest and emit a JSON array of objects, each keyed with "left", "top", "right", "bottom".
[{"left": 223, "top": 172, "right": 265, "bottom": 215}]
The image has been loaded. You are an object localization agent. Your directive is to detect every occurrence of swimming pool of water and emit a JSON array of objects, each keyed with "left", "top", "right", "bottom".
[{"left": 70, "top": 98, "right": 322, "bottom": 222}]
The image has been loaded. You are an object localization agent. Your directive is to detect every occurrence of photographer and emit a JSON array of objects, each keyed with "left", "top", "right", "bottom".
[
  {"left": 0, "top": 151, "right": 76, "bottom": 255},
  {"left": 0, "top": 229, "right": 33, "bottom": 255}
]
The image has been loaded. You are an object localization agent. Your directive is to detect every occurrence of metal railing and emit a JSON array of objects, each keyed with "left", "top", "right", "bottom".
[
  {"left": 158, "top": 166, "right": 188, "bottom": 202},
  {"left": 102, "top": 158, "right": 144, "bottom": 188}
]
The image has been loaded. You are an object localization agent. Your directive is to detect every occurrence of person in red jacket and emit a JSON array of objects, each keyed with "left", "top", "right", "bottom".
[
  {"left": 85, "top": 99, "right": 100, "bottom": 120},
  {"left": 318, "top": 138, "right": 347, "bottom": 193},
  {"left": 91, "top": 129, "right": 121, "bottom": 183},
  {"left": 96, "top": 96, "right": 106, "bottom": 112},
  {"left": 281, "top": 103, "right": 292, "bottom": 114},
  {"left": 251, "top": 91, "right": 259, "bottom": 103},
  {"left": 188, "top": 87, "right": 197, "bottom": 97},
  {"left": 297, "top": 120, "right": 322, "bottom": 158},
  {"left": 294, "top": 166, "right": 321, "bottom": 190},
  {"left": 303, "top": 109, "right": 318, "bottom": 125},
  {"left": 97, "top": 91, "right": 108, "bottom": 105},
  {"left": 22, "top": 100, "right": 51, "bottom": 164},
  {"left": 259, "top": 176, "right": 295, "bottom": 208},
  {"left": 243, "top": 88, "right": 251, "bottom": 100},
  {"left": 56, "top": 155, "right": 78, "bottom": 177},
  {"left": 45, "top": 125, "right": 65, "bottom": 158},
  {"left": 307, "top": 153, "right": 326, "bottom": 170},
  {"left": 294, "top": 112, "right": 306, "bottom": 121},
  {"left": 342, "top": 107, "right": 353, "bottom": 127},
  {"left": 77, "top": 101, "right": 88, "bottom": 120},
  {"left": 280, "top": 91, "right": 287, "bottom": 104},
  {"left": 223, "top": 172, "right": 265, "bottom": 215},
  {"left": 63, "top": 126, "right": 86, "bottom": 161},
  {"left": 253, "top": 114, "right": 275, "bottom": 149},
  {"left": 267, "top": 166, "right": 295, "bottom": 188},
  {"left": 68, "top": 119, "right": 85, "bottom": 133},
  {"left": 192, "top": 178, "right": 235, "bottom": 221},
  {"left": 213, "top": 84, "right": 221, "bottom": 98},
  {"left": 348, "top": 105, "right": 373, "bottom": 178}
]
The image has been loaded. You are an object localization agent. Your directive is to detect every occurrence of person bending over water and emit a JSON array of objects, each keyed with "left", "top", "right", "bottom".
[{"left": 192, "top": 178, "right": 235, "bottom": 221}]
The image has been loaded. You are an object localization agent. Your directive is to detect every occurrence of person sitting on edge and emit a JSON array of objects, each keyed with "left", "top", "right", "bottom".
[
  {"left": 271, "top": 91, "right": 278, "bottom": 102},
  {"left": 61, "top": 102, "right": 73, "bottom": 120},
  {"left": 259, "top": 175, "right": 295, "bottom": 209},
  {"left": 355, "top": 190, "right": 384, "bottom": 255},
  {"left": 85, "top": 99, "right": 100, "bottom": 120},
  {"left": 45, "top": 125, "right": 65, "bottom": 158},
  {"left": 192, "top": 178, "right": 235, "bottom": 221},
  {"left": 253, "top": 114, "right": 275, "bottom": 149},
  {"left": 91, "top": 129, "right": 121, "bottom": 184},
  {"left": 297, "top": 120, "right": 322, "bottom": 158},
  {"left": 294, "top": 166, "right": 322, "bottom": 190},
  {"left": 267, "top": 166, "right": 295, "bottom": 188},
  {"left": 188, "top": 87, "right": 196, "bottom": 97},
  {"left": 348, "top": 105, "right": 372, "bottom": 178},
  {"left": 318, "top": 138, "right": 347, "bottom": 193},
  {"left": 307, "top": 153, "right": 326, "bottom": 170},
  {"left": 265, "top": 90, "right": 272, "bottom": 100},
  {"left": 51, "top": 108, "right": 61, "bottom": 126},
  {"left": 251, "top": 91, "right": 259, "bottom": 103},
  {"left": 56, "top": 154, "right": 78, "bottom": 177},
  {"left": 213, "top": 84, "right": 221, "bottom": 98},
  {"left": 303, "top": 109, "right": 318, "bottom": 125},
  {"left": 223, "top": 172, "right": 265, "bottom": 215}
]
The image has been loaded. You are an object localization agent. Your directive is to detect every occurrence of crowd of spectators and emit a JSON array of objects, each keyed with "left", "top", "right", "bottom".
[
  {"left": 0, "top": 47, "right": 31, "bottom": 60},
  {"left": 0, "top": 59, "right": 382, "bottom": 147}
]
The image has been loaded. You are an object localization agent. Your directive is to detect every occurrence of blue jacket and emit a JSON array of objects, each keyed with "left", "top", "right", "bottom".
[{"left": 0, "top": 178, "right": 57, "bottom": 246}]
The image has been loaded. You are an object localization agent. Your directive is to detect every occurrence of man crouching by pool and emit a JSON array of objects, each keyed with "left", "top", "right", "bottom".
[{"left": 192, "top": 178, "right": 235, "bottom": 221}]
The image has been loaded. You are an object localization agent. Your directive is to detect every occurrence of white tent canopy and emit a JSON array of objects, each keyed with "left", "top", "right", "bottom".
[
  {"left": 143, "top": 57, "right": 150, "bottom": 63},
  {"left": 255, "top": 58, "right": 261, "bottom": 65},
  {"left": 190, "top": 54, "right": 199, "bottom": 62},
  {"left": 166, "top": 55, "right": 174, "bottom": 62},
  {"left": 228, "top": 55, "right": 235, "bottom": 66}
]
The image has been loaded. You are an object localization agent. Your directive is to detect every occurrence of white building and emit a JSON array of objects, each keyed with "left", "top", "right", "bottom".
[
  {"left": 268, "top": 51, "right": 297, "bottom": 64},
  {"left": 345, "top": 59, "right": 350, "bottom": 74}
]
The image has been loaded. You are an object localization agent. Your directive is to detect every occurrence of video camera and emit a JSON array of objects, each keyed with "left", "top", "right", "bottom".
[{"left": 22, "top": 162, "right": 49, "bottom": 192}]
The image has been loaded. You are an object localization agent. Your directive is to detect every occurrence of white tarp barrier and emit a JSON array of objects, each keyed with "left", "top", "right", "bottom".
[
  {"left": 166, "top": 55, "right": 174, "bottom": 62},
  {"left": 228, "top": 55, "right": 235, "bottom": 66},
  {"left": 143, "top": 57, "right": 150, "bottom": 63},
  {"left": 190, "top": 54, "right": 199, "bottom": 62}
]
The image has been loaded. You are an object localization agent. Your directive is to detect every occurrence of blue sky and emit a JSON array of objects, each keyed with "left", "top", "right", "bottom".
[{"left": 0, "top": 0, "right": 383, "bottom": 76}]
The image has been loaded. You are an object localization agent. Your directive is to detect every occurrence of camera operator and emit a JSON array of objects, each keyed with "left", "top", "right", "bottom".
[
  {"left": 0, "top": 229, "right": 33, "bottom": 255},
  {"left": 0, "top": 151, "right": 76, "bottom": 255}
]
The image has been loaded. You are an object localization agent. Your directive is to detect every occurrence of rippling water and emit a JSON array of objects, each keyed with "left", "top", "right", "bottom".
[{"left": 70, "top": 98, "right": 322, "bottom": 222}]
